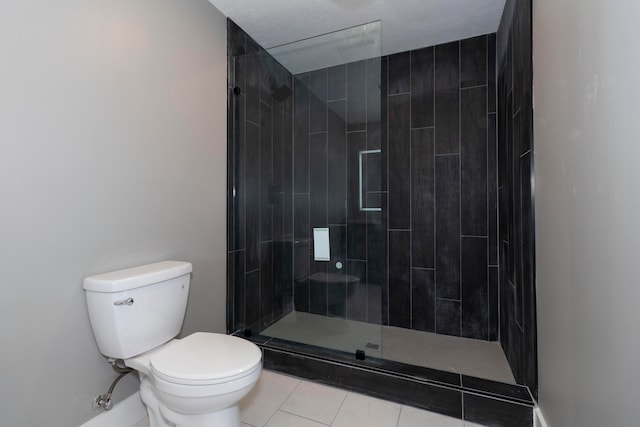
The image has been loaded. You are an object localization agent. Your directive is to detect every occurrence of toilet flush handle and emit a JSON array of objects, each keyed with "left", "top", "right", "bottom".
[{"left": 114, "top": 297, "right": 134, "bottom": 306}]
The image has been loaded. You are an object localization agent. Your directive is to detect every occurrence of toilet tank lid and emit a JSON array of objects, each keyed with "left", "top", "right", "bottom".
[{"left": 83, "top": 261, "right": 192, "bottom": 293}]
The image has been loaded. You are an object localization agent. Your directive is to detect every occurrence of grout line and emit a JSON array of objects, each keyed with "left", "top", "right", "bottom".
[
  {"left": 433, "top": 44, "right": 438, "bottom": 332},
  {"left": 409, "top": 50, "right": 413, "bottom": 330},
  {"left": 486, "top": 34, "right": 491, "bottom": 339},
  {"left": 325, "top": 67, "right": 329, "bottom": 317},
  {"left": 458, "top": 39, "right": 463, "bottom": 337},
  {"left": 328, "top": 387, "right": 349, "bottom": 426}
]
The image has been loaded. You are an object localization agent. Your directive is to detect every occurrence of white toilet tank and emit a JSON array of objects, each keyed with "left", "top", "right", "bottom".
[{"left": 83, "top": 261, "right": 192, "bottom": 360}]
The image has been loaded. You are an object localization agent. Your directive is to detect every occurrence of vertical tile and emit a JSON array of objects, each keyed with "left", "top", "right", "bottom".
[
  {"left": 489, "top": 266, "right": 499, "bottom": 341},
  {"left": 388, "top": 51, "right": 411, "bottom": 94},
  {"left": 329, "top": 225, "right": 347, "bottom": 274},
  {"left": 283, "top": 113, "right": 294, "bottom": 235},
  {"left": 273, "top": 103, "right": 285, "bottom": 241},
  {"left": 294, "top": 194, "right": 310, "bottom": 239},
  {"left": 284, "top": 73, "right": 294, "bottom": 116},
  {"left": 346, "top": 260, "right": 367, "bottom": 322},
  {"left": 411, "top": 46, "right": 435, "bottom": 128},
  {"left": 347, "top": 131, "right": 367, "bottom": 222},
  {"left": 367, "top": 282, "right": 382, "bottom": 325},
  {"left": 460, "top": 35, "right": 487, "bottom": 88},
  {"left": 328, "top": 64, "right": 347, "bottom": 101},
  {"left": 230, "top": 92, "right": 246, "bottom": 251},
  {"left": 460, "top": 86, "right": 488, "bottom": 236},
  {"left": 328, "top": 100, "right": 347, "bottom": 224},
  {"left": 367, "top": 222, "right": 384, "bottom": 286},
  {"left": 511, "top": 112, "right": 522, "bottom": 327},
  {"left": 388, "top": 93, "right": 411, "bottom": 230},
  {"left": 260, "top": 242, "right": 274, "bottom": 328},
  {"left": 434, "top": 41, "right": 460, "bottom": 155},
  {"left": 294, "top": 239, "right": 310, "bottom": 313},
  {"left": 309, "top": 69, "right": 328, "bottom": 133},
  {"left": 381, "top": 56, "right": 388, "bottom": 193},
  {"left": 260, "top": 102, "right": 273, "bottom": 242},
  {"left": 488, "top": 33, "right": 497, "bottom": 113},
  {"left": 328, "top": 277, "right": 347, "bottom": 318},
  {"left": 283, "top": 239, "right": 294, "bottom": 313},
  {"left": 347, "top": 223, "right": 367, "bottom": 261},
  {"left": 272, "top": 240, "right": 284, "bottom": 321},
  {"left": 488, "top": 113, "right": 498, "bottom": 265},
  {"left": 435, "top": 299, "right": 461, "bottom": 337},
  {"left": 259, "top": 52, "right": 275, "bottom": 106},
  {"left": 411, "top": 128, "right": 435, "bottom": 268},
  {"left": 245, "top": 46, "right": 260, "bottom": 124},
  {"left": 309, "top": 132, "right": 328, "bottom": 230},
  {"left": 367, "top": 57, "right": 382, "bottom": 142},
  {"left": 294, "top": 279, "right": 310, "bottom": 313},
  {"left": 365, "top": 150, "right": 382, "bottom": 196},
  {"left": 294, "top": 74, "right": 310, "bottom": 193},
  {"left": 411, "top": 268, "right": 435, "bottom": 332},
  {"left": 230, "top": 250, "right": 245, "bottom": 331},
  {"left": 347, "top": 60, "right": 367, "bottom": 132},
  {"left": 461, "top": 237, "right": 488, "bottom": 340},
  {"left": 246, "top": 122, "right": 261, "bottom": 272},
  {"left": 246, "top": 270, "right": 260, "bottom": 332},
  {"left": 389, "top": 231, "right": 411, "bottom": 328},
  {"left": 309, "top": 270, "right": 327, "bottom": 316},
  {"left": 435, "top": 155, "right": 460, "bottom": 300},
  {"left": 520, "top": 152, "right": 537, "bottom": 389},
  {"left": 504, "top": 282, "right": 524, "bottom": 383}
]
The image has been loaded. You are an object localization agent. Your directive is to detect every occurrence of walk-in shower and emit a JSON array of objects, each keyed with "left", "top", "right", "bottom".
[{"left": 227, "top": 2, "right": 537, "bottom": 420}]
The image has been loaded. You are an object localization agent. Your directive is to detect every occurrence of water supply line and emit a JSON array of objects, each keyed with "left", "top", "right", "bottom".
[{"left": 92, "top": 359, "right": 134, "bottom": 411}]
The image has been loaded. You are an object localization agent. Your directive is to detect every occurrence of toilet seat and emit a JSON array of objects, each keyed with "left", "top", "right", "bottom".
[{"left": 149, "top": 332, "right": 262, "bottom": 386}]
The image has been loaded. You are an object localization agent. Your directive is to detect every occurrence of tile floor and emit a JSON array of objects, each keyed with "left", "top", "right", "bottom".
[
  {"left": 261, "top": 311, "right": 515, "bottom": 384},
  {"left": 133, "top": 370, "right": 487, "bottom": 426}
]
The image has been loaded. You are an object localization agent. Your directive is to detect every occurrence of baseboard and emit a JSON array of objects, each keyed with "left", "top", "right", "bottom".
[
  {"left": 79, "top": 392, "right": 146, "bottom": 427},
  {"left": 534, "top": 407, "right": 549, "bottom": 427}
]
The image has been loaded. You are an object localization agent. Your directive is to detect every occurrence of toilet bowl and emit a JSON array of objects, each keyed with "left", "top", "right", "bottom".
[
  {"left": 127, "top": 332, "right": 262, "bottom": 426},
  {"left": 83, "top": 261, "right": 262, "bottom": 427}
]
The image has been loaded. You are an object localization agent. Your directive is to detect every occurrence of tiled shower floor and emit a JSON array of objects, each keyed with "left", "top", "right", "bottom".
[{"left": 261, "top": 311, "right": 515, "bottom": 384}]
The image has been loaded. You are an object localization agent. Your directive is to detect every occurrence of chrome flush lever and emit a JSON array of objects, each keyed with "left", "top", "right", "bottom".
[{"left": 114, "top": 297, "right": 134, "bottom": 306}]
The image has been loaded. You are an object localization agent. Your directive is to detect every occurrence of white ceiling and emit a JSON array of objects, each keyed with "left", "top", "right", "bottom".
[{"left": 207, "top": 0, "right": 506, "bottom": 58}]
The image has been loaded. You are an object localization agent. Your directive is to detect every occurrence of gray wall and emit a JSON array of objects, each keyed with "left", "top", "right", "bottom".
[
  {"left": 534, "top": 0, "right": 640, "bottom": 425},
  {"left": 0, "top": 1, "right": 227, "bottom": 426}
]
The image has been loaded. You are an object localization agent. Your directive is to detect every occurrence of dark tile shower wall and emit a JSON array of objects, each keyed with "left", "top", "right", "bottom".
[
  {"left": 292, "top": 60, "right": 385, "bottom": 323},
  {"left": 292, "top": 36, "right": 498, "bottom": 341},
  {"left": 497, "top": 0, "right": 537, "bottom": 396},
  {"left": 227, "top": 20, "right": 295, "bottom": 334}
]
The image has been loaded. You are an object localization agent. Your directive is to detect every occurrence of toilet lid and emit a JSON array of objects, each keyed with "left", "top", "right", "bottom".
[{"left": 150, "top": 332, "right": 262, "bottom": 385}]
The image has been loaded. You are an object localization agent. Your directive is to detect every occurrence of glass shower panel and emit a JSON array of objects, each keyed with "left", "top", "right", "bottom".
[{"left": 227, "top": 22, "right": 385, "bottom": 358}]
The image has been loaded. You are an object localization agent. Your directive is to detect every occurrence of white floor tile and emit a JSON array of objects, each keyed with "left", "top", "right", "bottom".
[
  {"left": 332, "top": 392, "right": 401, "bottom": 427},
  {"left": 131, "top": 417, "right": 150, "bottom": 427},
  {"left": 397, "top": 405, "right": 463, "bottom": 427},
  {"left": 239, "top": 370, "right": 301, "bottom": 427},
  {"left": 264, "top": 411, "right": 328, "bottom": 427},
  {"left": 280, "top": 380, "right": 347, "bottom": 424}
]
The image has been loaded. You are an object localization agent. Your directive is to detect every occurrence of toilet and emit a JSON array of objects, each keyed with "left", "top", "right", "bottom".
[{"left": 83, "top": 261, "right": 262, "bottom": 427}]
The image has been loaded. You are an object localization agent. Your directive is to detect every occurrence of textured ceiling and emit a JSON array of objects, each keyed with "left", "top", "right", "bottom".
[{"left": 207, "top": 0, "right": 506, "bottom": 57}]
